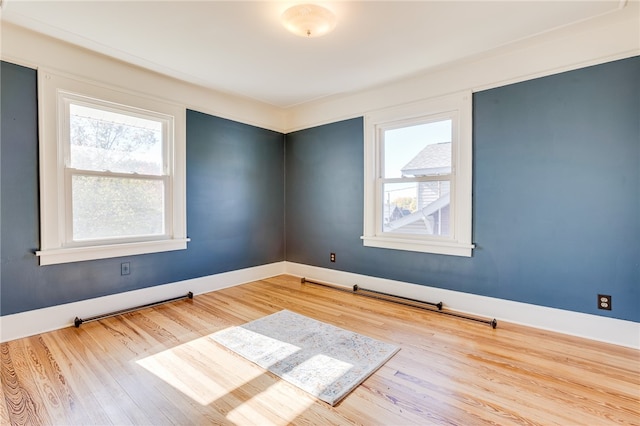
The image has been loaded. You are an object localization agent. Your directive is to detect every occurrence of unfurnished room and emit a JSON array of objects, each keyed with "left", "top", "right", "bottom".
[{"left": 0, "top": 1, "right": 639, "bottom": 425}]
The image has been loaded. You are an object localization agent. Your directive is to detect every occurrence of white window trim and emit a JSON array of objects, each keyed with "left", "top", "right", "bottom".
[
  {"left": 362, "top": 91, "right": 474, "bottom": 257},
  {"left": 36, "top": 69, "right": 188, "bottom": 265}
]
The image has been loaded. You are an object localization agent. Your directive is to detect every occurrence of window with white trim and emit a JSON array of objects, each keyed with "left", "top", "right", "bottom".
[
  {"left": 36, "top": 70, "right": 188, "bottom": 265},
  {"left": 362, "top": 91, "right": 474, "bottom": 257}
]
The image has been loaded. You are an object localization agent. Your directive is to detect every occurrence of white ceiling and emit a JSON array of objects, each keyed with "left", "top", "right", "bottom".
[{"left": 0, "top": 1, "right": 627, "bottom": 108}]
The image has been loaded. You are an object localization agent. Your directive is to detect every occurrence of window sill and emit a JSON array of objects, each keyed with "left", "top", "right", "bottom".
[
  {"left": 36, "top": 238, "right": 190, "bottom": 265},
  {"left": 361, "top": 235, "right": 474, "bottom": 257}
]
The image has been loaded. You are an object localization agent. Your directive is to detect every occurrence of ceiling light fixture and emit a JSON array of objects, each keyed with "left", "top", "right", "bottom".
[{"left": 281, "top": 4, "right": 337, "bottom": 38}]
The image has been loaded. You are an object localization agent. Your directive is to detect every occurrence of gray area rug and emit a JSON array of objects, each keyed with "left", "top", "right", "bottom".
[{"left": 210, "top": 309, "right": 400, "bottom": 405}]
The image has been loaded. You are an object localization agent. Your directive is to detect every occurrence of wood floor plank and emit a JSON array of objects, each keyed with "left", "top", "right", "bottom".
[
  {"left": 17, "top": 336, "right": 92, "bottom": 425},
  {"left": 38, "top": 331, "right": 117, "bottom": 425},
  {"left": 1, "top": 341, "right": 51, "bottom": 425},
  {"left": 2, "top": 274, "right": 639, "bottom": 425},
  {"left": 50, "top": 326, "right": 153, "bottom": 425},
  {"left": 0, "top": 390, "right": 9, "bottom": 426},
  {"left": 86, "top": 317, "right": 188, "bottom": 425}
]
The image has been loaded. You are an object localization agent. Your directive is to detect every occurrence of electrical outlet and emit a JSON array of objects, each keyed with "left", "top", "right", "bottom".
[
  {"left": 597, "top": 294, "right": 611, "bottom": 310},
  {"left": 330, "top": 253, "right": 336, "bottom": 262},
  {"left": 121, "top": 262, "right": 131, "bottom": 276}
]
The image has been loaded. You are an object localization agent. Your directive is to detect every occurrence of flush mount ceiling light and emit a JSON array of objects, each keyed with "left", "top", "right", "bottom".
[{"left": 281, "top": 4, "right": 337, "bottom": 38}]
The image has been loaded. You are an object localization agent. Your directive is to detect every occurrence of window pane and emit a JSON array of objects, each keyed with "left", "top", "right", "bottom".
[
  {"left": 69, "top": 104, "right": 163, "bottom": 175},
  {"left": 72, "top": 175, "right": 164, "bottom": 241},
  {"left": 384, "top": 120, "right": 452, "bottom": 178},
  {"left": 383, "top": 181, "right": 450, "bottom": 236}
]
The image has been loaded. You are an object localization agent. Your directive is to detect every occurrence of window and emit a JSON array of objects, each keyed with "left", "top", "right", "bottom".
[
  {"left": 362, "top": 91, "right": 474, "bottom": 256},
  {"left": 36, "top": 70, "right": 188, "bottom": 265}
]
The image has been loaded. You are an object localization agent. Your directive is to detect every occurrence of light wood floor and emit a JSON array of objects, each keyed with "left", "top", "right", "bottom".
[{"left": 2, "top": 275, "right": 639, "bottom": 425}]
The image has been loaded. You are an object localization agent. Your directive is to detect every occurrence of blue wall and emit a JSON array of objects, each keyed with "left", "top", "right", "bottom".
[
  {"left": 285, "top": 57, "right": 639, "bottom": 322},
  {"left": 2, "top": 56, "right": 638, "bottom": 322},
  {"left": 0, "top": 62, "right": 285, "bottom": 316}
]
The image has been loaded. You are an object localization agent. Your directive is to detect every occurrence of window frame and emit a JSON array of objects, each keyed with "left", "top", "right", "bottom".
[
  {"left": 362, "top": 91, "right": 474, "bottom": 257},
  {"left": 36, "top": 69, "right": 188, "bottom": 265}
]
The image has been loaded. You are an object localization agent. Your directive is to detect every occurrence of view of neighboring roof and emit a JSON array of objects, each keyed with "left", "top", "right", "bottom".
[{"left": 401, "top": 142, "right": 451, "bottom": 176}]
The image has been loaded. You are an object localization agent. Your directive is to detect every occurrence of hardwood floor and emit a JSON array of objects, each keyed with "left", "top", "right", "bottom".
[{"left": 2, "top": 274, "right": 639, "bottom": 425}]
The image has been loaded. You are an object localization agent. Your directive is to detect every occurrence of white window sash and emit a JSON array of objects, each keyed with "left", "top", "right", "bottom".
[
  {"left": 36, "top": 69, "right": 188, "bottom": 265},
  {"left": 363, "top": 91, "right": 474, "bottom": 257},
  {"left": 63, "top": 169, "right": 170, "bottom": 247}
]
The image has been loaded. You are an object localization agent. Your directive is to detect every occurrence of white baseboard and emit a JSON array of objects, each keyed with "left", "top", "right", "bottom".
[
  {"left": 0, "top": 262, "right": 286, "bottom": 343},
  {"left": 3, "top": 261, "right": 637, "bottom": 349},
  {"left": 284, "top": 262, "right": 640, "bottom": 349}
]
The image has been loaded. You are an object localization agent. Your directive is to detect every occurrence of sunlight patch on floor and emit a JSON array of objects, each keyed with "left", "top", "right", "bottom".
[
  {"left": 136, "top": 333, "right": 263, "bottom": 406},
  {"left": 226, "top": 380, "right": 315, "bottom": 425}
]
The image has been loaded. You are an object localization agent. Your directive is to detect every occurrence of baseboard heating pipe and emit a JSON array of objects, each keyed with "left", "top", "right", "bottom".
[
  {"left": 301, "top": 277, "right": 497, "bottom": 329},
  {"left": 74, "top": 292, "right": 193, "bottom": 328}
]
